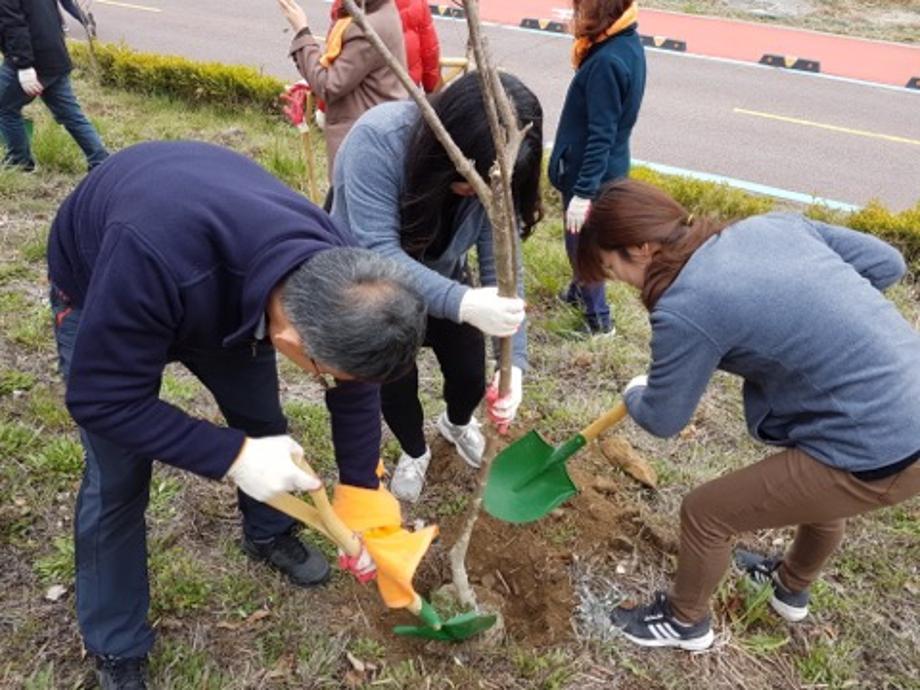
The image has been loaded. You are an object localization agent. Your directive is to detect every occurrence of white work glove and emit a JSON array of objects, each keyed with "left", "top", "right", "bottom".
[
  {"left": 566, "top": 196, "right": 592, "bottom": 234},
  {"left": 314, "top": 108, "right": 326, "bottom": 131},
  {"left": 226, "top": 435, "right": 321, "bottom": 502},
  {"left": 18, "top": 68, "right": 42, "bottom": 97},
  {"left": 625, "top": 375, "right": 648, "bottom": 394},
  {"left": 458, "top": 287, "right": 525, "bottom": 337},
  {"left": 486, "top": 365, "right": 523, "bottom": 434}
]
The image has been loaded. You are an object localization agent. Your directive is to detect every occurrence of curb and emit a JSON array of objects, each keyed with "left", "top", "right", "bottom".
[
  {"left": 759, "top": 53, "right": 820, "bottom": 73},
  {"left": 429, "top": 4, "right": 465, "bottom": 19},
  {"left": 640, "top": 34, "right": 687, "bottom": 52},
  {"left": 518, "top": 17, "right": 688, "bottom": 52},
  {"left": 519, "top": 17, "right": 566, "bottom": 33},
  {"left": 907, "top": 77, "right": 920, "bottom": 90}
]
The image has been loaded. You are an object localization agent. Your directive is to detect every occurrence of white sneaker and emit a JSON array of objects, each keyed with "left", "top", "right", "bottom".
[
  {"left": 389, "top": 447, "right": 431, "bottom": 503},
  {"left": 436, "top": 412, "right": 485, "bottom": 468}
]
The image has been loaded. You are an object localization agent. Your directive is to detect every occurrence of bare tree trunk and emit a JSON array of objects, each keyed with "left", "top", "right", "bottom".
[{"left": 342, "top": 0, "right": 525, "bottom": 612}]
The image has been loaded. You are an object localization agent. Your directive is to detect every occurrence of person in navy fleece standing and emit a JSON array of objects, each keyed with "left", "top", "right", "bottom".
[
  {"left": 577, "top": 179, "right": 920, "bottom": 651},
  {"left": 549, "top": 0, "right": 645, "bottom": 336},
  {"left": 47, "top": 141, "right": 425, "bottom": 689}
]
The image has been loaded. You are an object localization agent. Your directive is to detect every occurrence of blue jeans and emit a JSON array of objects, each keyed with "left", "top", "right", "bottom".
[
  {"left": 51, "top": 289, "right": 295, "bottom": 658},
  {"left": 562, "top": 201, "right": 610, "bottom": 327},
  {"left": 0, "top": 64, "right": 108, "bottom": 170}
]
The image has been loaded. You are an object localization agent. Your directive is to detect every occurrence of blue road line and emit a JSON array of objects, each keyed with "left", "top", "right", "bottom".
[{"left": 631, "top": 159, "right": 862, "bottom": 212}]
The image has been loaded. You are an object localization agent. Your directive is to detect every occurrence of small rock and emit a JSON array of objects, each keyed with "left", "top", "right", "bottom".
[
  {"left": 615, "top": 563, "right": 627, "bottom": 575},
  {"left": 45, "top": 585, "right": 67, "bottom": 602},
  {"left": 550, "top": 509, "right": 565, "bottom": 519}
]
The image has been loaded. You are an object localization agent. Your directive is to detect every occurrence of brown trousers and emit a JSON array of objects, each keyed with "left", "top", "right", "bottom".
[{"left": 669, "top": 448, "right": 920, "bottom": 623}]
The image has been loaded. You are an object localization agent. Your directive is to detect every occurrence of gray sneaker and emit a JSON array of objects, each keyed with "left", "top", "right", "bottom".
[
  {"left": 735, "top": 549, "right": 810, "bottom": 622},
  {"left": 436, "top": 412, "right": 485, "bottom": 468},
  {"left": 389, "top": 447, "right": 432, "bottom": 503}
]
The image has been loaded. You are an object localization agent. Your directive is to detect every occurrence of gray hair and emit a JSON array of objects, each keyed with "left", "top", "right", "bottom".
[{"left": 282, "top": 247, "right": 426, "bottom": 382}]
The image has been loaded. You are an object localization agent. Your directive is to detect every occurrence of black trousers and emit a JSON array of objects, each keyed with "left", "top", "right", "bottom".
[{"left": 381, "top": 315, "right": 486, "bottom": 458}]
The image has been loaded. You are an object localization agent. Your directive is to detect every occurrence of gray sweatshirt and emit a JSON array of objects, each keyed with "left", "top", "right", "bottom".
[
  {"left": 331, "top": 100, "right": 527, "bottom": 369},
  {"left": 625, "top": 212, "right": 920, "bottom": 473}
]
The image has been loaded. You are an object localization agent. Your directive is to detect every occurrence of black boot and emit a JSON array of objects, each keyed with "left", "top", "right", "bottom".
[
  {"left": 95, "top": 655, "right": 148, "bottom": 690},
  {"left": 242, "top": 527, "right": 331, "bottom": 587}
]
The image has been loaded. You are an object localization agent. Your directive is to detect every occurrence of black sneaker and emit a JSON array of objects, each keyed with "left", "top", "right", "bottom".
[
  {"left": 735, "top": 549, "right": 810, "bottom": 622},
  {"left": 95, "top": 656, "right": 148, "bottom": 690},
  {"left": 242, "top": 528, "right": 331, "bottom": 587},
  {"left": 611, "top": 591, "right": 714, "bottom": 651}
]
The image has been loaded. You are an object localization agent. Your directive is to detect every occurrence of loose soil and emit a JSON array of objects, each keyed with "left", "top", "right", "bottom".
[{"left": 368, "top": 438, "right": 669, "bottom": 651}]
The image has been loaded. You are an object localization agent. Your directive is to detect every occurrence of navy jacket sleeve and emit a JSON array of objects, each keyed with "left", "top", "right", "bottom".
[
  {"left": 0, "top": 0, "right": 35, "bottom": 70},
  {"left": 625, "top": 309, "right": 723, "bottom": 438},
  {"left": 572, "top": 56, "right": 625, "bottom": 199},
  {"left": 65, "top": 225, "right": 245, "bottom": 479},
  {"left": 326, "top": 381, "right": 383, "bottom": 489},
  {"left": 808, "top": 218, "right": 906, "bottom": 291}
]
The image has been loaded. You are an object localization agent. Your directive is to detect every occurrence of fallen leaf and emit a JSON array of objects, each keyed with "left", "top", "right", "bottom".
[
  {"left": 244, "top": 608, "right": 270, "bottom": 627},
  {"left": 45, "top": 584, "right": 67, "bottom": 602},
  {"left": 599, "top": 437, "right": 657, "bottom": 489}
]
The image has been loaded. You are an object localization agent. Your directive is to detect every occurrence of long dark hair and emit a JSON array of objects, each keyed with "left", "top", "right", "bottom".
[
  {"left": 399, "top": 71, "right": 544, "bottom": 259},
  {"left": 577, "top": 179, "right": 730, "bottom": 309}
]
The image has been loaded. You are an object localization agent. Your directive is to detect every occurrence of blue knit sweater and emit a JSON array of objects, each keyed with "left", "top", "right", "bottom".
[{"left": 625, "top": 213, "right": 920, "bottom": 472}]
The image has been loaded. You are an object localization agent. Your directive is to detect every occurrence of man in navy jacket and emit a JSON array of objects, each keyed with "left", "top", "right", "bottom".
[
  {"left": 47, "top": 141, "right": 425, "bottom": 688},
  {"left": 0, "top": 0, "right": 108, "bottom": 170}
]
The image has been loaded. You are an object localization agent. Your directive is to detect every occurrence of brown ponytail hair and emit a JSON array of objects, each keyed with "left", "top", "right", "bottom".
[
  {"left": 572, "top": 0, "right": 632, "bottom": 41},
  {"left": 577, "top": 179, "right": 730, "bottom": 310}
]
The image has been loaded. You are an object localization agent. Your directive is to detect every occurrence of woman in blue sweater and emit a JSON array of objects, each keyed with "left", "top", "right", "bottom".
[
  {"left": 332, "top": 72, "right": 544, "bottom": 502},
  {"left": 577, "top": 179, "right": 920, "bottom": 650},
  {"left": 549, "top": 0, "right": 646, "bottom": 336}
]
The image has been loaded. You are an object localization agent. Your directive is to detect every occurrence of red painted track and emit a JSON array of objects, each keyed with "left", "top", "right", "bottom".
[{"left": 467, "top": 1, "right": 920, "bottom": 88}]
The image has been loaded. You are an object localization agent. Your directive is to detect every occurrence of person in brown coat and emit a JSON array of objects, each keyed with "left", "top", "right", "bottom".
[{"left": 277, "top": 0, "right": 408, "bottom": 179}]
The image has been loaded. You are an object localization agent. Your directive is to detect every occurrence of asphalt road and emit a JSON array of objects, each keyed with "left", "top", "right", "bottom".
[{"left": 72, "top": 0, "right": 920, "bottom": 210}]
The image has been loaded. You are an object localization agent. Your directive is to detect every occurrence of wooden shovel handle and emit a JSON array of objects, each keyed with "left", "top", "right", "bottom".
[
  {"left": 282, "top": 455, "right": 363, "bottom": 557},
  {"left": 580, "top": 400, "right": 628, "bottom": 443}
]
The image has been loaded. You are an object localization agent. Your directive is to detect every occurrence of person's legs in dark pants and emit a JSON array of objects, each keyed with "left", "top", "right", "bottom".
[
  {"left": 427, "top": 316, "right": 486, "bottom": 427},
  {"left": 180, "top": 343, "right": 294, "bottom": 541},
  {"left": 181, "top": 342, "right": 330, "bottom": 586},
  {"left": 384, "top": 315, "right": 486, "bottom": 500},
  {"left": 0, "top": 64, "right": 36, "bottom": 170},
  {"left": 381, "top": 363, "right": 427, "bottom": 459},
  {"left": 51, "top": 288, "right": 156, "bottom": 661},
  {"left": 563, "top": 227, "right": 611, "bottom": 332},
  {"left": 40, "top": 73, "right": 108, "bottom": 170}
]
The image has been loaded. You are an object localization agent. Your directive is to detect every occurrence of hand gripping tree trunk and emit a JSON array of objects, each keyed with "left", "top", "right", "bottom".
[{"left": 342, "top": 0, "right": 527, "bottom": 610}]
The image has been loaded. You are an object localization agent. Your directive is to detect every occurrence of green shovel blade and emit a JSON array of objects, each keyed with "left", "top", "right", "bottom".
[
  {"left": 393, "top": 611, "right": 497, "bottom": 641},
  {"left": 483, "top": 430, "right": 583, "bottom": 524}
]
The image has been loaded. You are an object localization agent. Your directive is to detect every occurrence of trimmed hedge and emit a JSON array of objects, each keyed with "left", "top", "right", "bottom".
[
  {"left": 68, "top": 41, "right": 920, "bottom": 273},
  {"left": 69, "top": 41, "right": 285, "bottom": 112}
]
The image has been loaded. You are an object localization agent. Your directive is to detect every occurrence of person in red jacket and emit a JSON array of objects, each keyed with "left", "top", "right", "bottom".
[{"left": 395, "top": 0, "right": 441, "bottom": 93}]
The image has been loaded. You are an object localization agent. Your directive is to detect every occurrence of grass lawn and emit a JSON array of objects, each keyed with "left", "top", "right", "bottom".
[{"left": 1, "top": 71, "right": 918, "bottom": 689}]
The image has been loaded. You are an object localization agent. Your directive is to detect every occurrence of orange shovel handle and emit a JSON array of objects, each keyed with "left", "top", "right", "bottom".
[{"left": 580, "top": 400, "right": 629, "bottom": 443}]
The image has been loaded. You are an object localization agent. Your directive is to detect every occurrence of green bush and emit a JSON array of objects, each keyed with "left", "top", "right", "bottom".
[{"left": 69, "top": 41, "right": 285, "bottom": 112}]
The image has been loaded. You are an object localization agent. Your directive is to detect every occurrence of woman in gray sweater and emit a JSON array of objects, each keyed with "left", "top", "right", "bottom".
[
  {"left": 576, "top": 178, "right": 920, "bottom": 651},
  {"left": 331, "top": 72, "right": 543, "bottom": 502}
]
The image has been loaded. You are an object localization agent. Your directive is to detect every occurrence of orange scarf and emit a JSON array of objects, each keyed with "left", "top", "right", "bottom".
[
  {"left": 320, "top": 17, "right": 353, "bottom": 68},
  {"left": 571, "top": 2, "right": 639, "bottom": 68}
]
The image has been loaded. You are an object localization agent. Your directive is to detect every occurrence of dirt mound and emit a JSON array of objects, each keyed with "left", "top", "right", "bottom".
[{"left": 392, "top": 441, "right": 668, "bottom": 648}]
